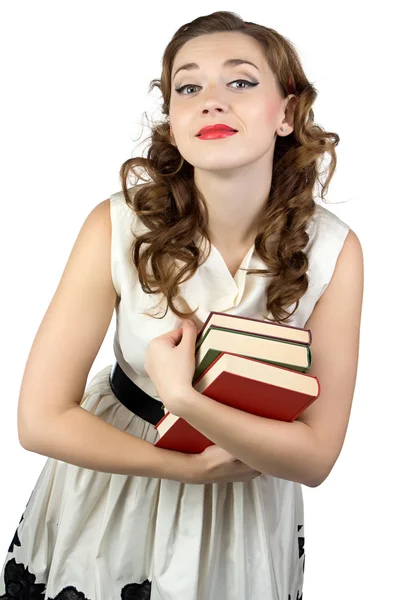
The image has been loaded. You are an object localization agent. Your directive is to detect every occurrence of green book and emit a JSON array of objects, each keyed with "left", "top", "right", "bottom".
[{"left": 192, "top": 326, "right": 312, "bottom": 384}]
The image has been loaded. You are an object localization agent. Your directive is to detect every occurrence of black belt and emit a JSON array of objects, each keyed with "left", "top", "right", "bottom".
[{"left": 109, "top": 361, "right": 165, "bottom": 426}]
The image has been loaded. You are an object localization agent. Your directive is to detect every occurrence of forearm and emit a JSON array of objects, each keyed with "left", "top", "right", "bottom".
[
  {"left": 19, "top": 404, "right": 192, "bottom": 481},
  {"left": 179, "top": 389, "right": 323, "bottom": 487}
]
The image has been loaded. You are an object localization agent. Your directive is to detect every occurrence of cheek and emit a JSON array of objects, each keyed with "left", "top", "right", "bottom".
[
  {"left": 169, "top": 106, "right": 191, "bottom": 137},
  {"left": 263, "top": 102, "right": 281, "bottom": 128},
  {"left": 248, "top": 99, "right": 280, "bottom": 132}
]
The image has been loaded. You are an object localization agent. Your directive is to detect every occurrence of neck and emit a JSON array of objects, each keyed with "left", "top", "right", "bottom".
[{"left": 194, "top": 156, "right": 273, "bottom": 250}]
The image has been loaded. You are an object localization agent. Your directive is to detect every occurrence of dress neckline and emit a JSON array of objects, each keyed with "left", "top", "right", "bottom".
[
  {"left": 208, "top": 241, "right": 256, "bottom": 282},
  {"left": 173, "top": 234, "right": 263, "bottom": 314}
]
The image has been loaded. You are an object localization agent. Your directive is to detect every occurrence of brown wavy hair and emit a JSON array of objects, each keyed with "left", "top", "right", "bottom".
[{"left": 118, "top": 10, "right": 340, "bottom": 323}]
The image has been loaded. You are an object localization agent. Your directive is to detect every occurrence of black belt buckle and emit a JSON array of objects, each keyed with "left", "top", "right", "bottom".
[{"left": 109, "top": 362, "right": 165, "bottom": 426}]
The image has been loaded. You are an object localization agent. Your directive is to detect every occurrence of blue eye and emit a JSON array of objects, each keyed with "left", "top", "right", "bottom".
[{"left": 175, "top": 79, "right": 258, "bottom": 95}]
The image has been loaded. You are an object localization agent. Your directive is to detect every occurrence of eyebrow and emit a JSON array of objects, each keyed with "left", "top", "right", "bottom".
[{"left": 172, "top": 58, "right": 260, "bottom": 80}]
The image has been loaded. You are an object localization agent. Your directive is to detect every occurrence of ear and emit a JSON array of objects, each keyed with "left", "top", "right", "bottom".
[{"left": 282, "top": 94, "right": 297, "bottom": 134}]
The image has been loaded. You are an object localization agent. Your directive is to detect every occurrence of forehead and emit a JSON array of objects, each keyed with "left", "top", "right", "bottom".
[{"left": 172, "top": 32, "right": 269, "bottom": 75}]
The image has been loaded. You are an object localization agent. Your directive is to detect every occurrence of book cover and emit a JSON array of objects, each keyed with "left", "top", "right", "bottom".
[{"left": 154, "top": 353, "right": 320, "bottom": 453}]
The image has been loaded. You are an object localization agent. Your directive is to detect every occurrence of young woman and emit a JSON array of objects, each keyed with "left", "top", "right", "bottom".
[{"left": 0, "top": 10, "right": 363, "bottom": 600}]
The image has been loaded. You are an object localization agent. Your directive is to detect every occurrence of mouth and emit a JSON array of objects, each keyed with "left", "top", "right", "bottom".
[
  {"left": 196, "top": 124, "right": 238, "bottom": 137},
  {"left": 196, "top": 130, "right": 238, "bottom": 140}
]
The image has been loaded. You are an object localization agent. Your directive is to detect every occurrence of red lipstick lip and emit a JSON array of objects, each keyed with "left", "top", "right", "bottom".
[{"left": 196, "top": 124, "right": 237, "bottom": 136}]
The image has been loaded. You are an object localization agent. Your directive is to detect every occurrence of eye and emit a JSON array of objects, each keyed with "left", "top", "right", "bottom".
[{"left": 174, "top": 79, "right": 259, "bottom": 95}]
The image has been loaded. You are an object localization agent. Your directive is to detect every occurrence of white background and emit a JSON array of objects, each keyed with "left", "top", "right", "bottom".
[{"left": 0, "top": 1, "right": 398, "bottom": 598}]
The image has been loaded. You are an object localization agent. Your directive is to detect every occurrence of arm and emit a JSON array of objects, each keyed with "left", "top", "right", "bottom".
[
  {"left": 180, "top": 389, "right": 319, "bottom": 487},
  {"left": 22, "top": 403, "right": 193, "bottom": 480},
  {"left": 177, "top": 229, "right": 364, "bottom": 488},
  {"left": 17, "top": 199, "right": 192, "bottom": 481}
]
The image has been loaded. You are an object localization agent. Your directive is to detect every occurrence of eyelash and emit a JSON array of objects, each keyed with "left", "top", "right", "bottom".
[{"left": 174, "top": 79, "right": 259, "bottom": 95}]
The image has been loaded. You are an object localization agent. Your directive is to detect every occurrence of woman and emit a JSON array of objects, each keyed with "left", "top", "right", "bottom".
[{"left": 0, "top": 10, "right": 363, "bottom": 600}]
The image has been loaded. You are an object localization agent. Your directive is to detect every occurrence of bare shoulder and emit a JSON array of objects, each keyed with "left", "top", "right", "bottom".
[
  {"left": 329, "top": 228, "right": 364, "bottom": 306},
  {"left": 314, "top": 227, "right": 363, "bottom": 311},
  {"left": 340, "top": 227, "right": 363, "bottom": 264},
  {"left": 65, "top": 197, "right": 115, "bottom": 290},
  {"left": 94, "top": 197, "right": 111, "bottom": 214},
  {"left": 87, "top": 197, "right": 111, "bottom": 225}
]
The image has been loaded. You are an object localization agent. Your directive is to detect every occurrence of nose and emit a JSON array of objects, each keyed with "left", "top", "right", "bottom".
[
  {"left": 201, "top": 99, "right": 228, "bottom": 115},
  {"left": 202, "top": 106, "right": 224, "bottom": 115},
  {"left": 200, "top": 85, "right": 230, "bottom": 114}
]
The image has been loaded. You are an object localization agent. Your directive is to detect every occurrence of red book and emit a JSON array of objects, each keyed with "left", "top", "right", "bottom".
[{"left": 154, "top": 352, "right": 320, "bottom": 454}]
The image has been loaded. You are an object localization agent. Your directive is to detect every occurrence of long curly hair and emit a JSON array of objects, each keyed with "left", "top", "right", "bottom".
[{"left": 118, "top": 10, "right": 340, "bottom": 323}]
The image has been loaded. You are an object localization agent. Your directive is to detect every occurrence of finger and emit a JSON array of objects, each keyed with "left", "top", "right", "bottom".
[
  {"left": 164, "top": 329, "right": 184, "bottom": 346},
  {"left": 154, "top": 327, "right": 183, "bottom": 346},
  {"left": 182, "top": 319, "right": 198, "bottom": 344},
  {"left": 154, "top": 320, "right": 195, "bottom": 348}
]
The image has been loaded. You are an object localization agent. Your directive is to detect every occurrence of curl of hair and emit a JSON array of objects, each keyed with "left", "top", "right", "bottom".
[{"left": 119, "top": 10, "right": 340, "bottom": 323}]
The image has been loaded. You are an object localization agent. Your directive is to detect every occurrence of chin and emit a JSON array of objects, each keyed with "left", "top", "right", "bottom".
[{"left": 191, "top": 154, "right": 255, "bottom": 171}]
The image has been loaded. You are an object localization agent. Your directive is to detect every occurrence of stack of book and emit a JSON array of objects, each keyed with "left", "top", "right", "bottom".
[{"left": 154, "top": 311, "right": 320, "bottom": 453}]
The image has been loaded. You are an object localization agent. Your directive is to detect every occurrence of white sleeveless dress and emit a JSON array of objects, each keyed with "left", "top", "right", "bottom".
[{"left": 0, "top": 186, "right": 350, "bottom": 600}]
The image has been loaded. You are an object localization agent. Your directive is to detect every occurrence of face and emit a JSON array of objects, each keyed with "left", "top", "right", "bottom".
[{"left": 169, "top": 31, "right": 291, "bottom": 172}]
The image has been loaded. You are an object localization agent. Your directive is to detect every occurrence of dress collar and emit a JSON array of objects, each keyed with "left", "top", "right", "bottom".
[{"left": 178, "top": 235, "right": 264, "bottom": 314}]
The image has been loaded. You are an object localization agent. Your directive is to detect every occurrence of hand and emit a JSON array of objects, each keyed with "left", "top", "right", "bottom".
[
  {"left": 145, "top": 319, "right": 199, "bottom": 417},
  {"left": 185, "top": 445, "right": 262, "bottom": 484}
]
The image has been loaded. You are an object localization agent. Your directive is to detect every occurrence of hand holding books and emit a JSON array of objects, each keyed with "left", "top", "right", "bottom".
[
  {"left": 154, "top": 311, "right": 320, "bottom": 454},
  {"left": 145, "top": 319, "right": 199, "bottom": 417}
]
